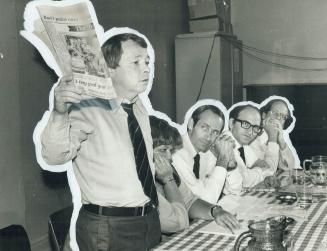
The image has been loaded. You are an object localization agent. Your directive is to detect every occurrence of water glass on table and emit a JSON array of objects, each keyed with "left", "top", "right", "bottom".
[
  {"left": 295, "top": 175, "right": 313, "bottom": 209},
  {"left": 283, "top": 231, "right": 294, "bottom": 251},
  {"left": 303, "top": 155, "right": 327, "bottom": 186}
]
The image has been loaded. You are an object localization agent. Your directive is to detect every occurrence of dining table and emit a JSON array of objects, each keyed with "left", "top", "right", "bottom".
[{"left": 153, "top": 171, "right": 327, "bottom": 251}]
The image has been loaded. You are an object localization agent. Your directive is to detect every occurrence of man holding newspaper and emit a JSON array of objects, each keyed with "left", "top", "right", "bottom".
[{"left": 41, "top": 33, "right": 161, "bottom": 250}]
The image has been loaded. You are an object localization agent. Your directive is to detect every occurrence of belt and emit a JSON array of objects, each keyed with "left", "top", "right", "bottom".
[{"left": 82, "top": 202, "right": 156, "bottom": 217}]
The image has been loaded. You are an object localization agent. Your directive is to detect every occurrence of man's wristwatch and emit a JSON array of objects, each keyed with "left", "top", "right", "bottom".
[{"left": 210, "top": 205, "right": 222, "bottom": 218}]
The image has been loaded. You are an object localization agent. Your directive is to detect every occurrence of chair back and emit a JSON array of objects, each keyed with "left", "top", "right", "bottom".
[
  {"left": 48, "top": 206, "right": 73, "bottom": 251},
  {"left": 0, "top": 225, "right": 31, "bottom": 251}
]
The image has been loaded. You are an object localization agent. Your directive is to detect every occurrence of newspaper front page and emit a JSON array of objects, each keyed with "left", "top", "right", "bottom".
[{"left": 35, "top": 2, "right": 116, "bottom": 100}]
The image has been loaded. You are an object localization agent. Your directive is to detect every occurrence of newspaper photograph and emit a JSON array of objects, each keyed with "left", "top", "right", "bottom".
[{"left": 35, "top": 2, "right": 116, "bottom": 100}]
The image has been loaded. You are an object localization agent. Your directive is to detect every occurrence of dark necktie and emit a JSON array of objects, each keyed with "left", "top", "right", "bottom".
[
  {"left": 193, "top": 153, "right": 200, "bottom": 179},
  {"left": 122, "top": 103, "right": 158, "bottom": 206},
  {"left": 238, "top": 146, "right": 246, "bottom": 165}
]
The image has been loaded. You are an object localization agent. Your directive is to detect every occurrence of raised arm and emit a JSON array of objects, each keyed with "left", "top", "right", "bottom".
[
  {"left": 262, "top": 117, "right": 297, "bottom": 171},
  {"left": 41, "top": 75, "right": 92, "bottom": 165},
  {"left": 172, "top": 151, "right": 227, "bottom": 204},
  {"left": 278, "top": 132, "right": 299, "bottom": 170},
  {"left": 155, "top": 153, "right": 189, "bottom": 233},
  {"left": 155, "top": 153, "right": 185, "bottom": 206}
]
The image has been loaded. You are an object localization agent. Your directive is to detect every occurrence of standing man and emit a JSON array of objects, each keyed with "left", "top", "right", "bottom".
[
  {"left": 172, "top": 104, "right": 236, "bottom": 204},
  {"left": 225, "top": 104, "right": 275, "bottom": 192},
  {"left": 41, "top": 33, "right": 161, "bottom": 251},
  {"left": 250, "top": 98, "right": 300, "bottom": 172}
]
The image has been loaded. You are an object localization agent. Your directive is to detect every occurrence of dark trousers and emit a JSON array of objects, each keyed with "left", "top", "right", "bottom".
[{"left": 76, "top": 207, "right": 161, "bottom": 251}]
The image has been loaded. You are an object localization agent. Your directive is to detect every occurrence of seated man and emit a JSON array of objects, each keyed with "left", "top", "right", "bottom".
[
  {"left": 224, "top": 104, "right": 275, "bottom": 193},
  {"left": 250, "top": 97, "right": 300, "bottom": 172},
  {"left": 150, "top": 116, "right": 240, "bottom": 234},
  {"left": 172, "top": 104, "right": 236, "bottom": 204}
]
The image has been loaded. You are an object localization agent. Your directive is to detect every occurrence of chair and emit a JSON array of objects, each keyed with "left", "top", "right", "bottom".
[
  {"left": 0, "top": 224, "right": 31, "bottom": 251},
  {"left": 48, "top": 206, "right": 73, "bottom": 251}
]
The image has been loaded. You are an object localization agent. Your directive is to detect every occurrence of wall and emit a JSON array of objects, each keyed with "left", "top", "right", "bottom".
[
  {"left": 92, "top": 0, "right": 189, "bottom": 119},
  {"left": 231, "top": 0, "right": 327, "bottom": 162},
  {"left": 15, "top": 0, "right": 73, "bottom": 249},
  {"left": 0, "top": 0, "right": 189, "bottom": 249},
  {"left": 232, "top": 0, "right": 327, "bottom": 85},
  {"left": 0, "top": 0, "right": 25, "bottom": 230},
  {"left": 246, "top": 85, "right": 327, "bottom": 162}
]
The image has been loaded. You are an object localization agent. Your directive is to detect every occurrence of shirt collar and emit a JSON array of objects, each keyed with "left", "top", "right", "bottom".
[
  {"left": 113, "top": 95, "right": 146, "bottom": 115},
  {"left": 183, "top": 133, "right": 198, "bottom": 158},
  {"left": 226, "top": 131, "right": 241, "bottom": 149}
]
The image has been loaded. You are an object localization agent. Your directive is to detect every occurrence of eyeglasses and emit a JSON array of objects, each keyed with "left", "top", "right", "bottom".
[
  {"left": 234, "top": 118, "right": 263, "bottom": 134},
  {"left": 269, "top": 110, "right": 289, "bottom": 121},
  {"left": 199, "top": 124, "right": 220, "bottom": 137}
]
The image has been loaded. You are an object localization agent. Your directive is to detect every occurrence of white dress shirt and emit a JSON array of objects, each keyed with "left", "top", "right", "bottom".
[
  {"left": 156, "top": 179, "right": 197, "bottom": 233},
  {"left": 224, "top": 132, "right": 276, "bottom": 194},
  {"left": 172, "top": 134, "right": 227, "bottom": 204},
  {"left": 250, "top": 130, "right": 300, "bottom": 171},
  {"left": 41, "top": 98, "right": 154, "bottom": 207}
]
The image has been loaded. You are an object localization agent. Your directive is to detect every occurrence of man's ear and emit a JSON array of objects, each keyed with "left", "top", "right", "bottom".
[
  {"left": 262, "top": 112, "right": 267, "bottom": 120},
  {"left": 228, "top": 118, "right": 234, "bottom": 130},
  {"left": 187, "top": 118, "right": 195, "bottom": 131}
]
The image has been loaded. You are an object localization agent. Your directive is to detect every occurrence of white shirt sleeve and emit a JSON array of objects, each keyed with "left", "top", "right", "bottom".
[
  {"left": 224, "top": 168, "right": 243, "bottom": 195},
  {"left": 264, "top": 142, "right": 280, "bottom": 175},
  {"left": 41, "top": 110, "right": 94, "bottom": 165},
  {"left": 250, "top": 133, "right": 279, "bottom": 174},
  {"left": 157, "top": 191, "right": 189, "bottom": 234},
  {"left": 279, "top": 147, "right": 295, "bottom": 170},
  {"left": 251, "top": 131, "right": 299, "bottom": 171},
  {"left": 235, "top": 147, "right": 265, "bottom": 188},
  {"left": 172, "top": 152, "right": 227, "bottom": 204}
]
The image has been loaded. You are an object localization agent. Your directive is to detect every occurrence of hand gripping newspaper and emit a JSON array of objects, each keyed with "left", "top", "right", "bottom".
[{"left": 21, "top": 0, "right": 117, "bottom": 101}]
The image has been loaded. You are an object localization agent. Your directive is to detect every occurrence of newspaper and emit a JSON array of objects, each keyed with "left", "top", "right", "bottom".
[{"left": 34, "top": 1, "right": 116, "bottom": 100}]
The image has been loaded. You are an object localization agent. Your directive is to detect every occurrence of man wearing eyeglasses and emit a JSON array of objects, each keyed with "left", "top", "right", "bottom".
[
  {"left": 250, "top": 98, "right": 300, "bottom": 175},
  {"left": 223, "top": 104, "right": 275, "bottom": 192},
  {"left": 172, "top": 104, "right": 236, "bottom": 204}
]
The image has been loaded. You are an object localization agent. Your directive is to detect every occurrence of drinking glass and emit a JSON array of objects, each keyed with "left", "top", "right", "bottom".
[
  {"left": 303, "top": 155, "right": 327, "bottom": 186},
  {"left": 283, "top": 231, "right": 294, "bottom": 251},
  {"left": 295, "top": 175, "right": 312, "bottom": 209}
]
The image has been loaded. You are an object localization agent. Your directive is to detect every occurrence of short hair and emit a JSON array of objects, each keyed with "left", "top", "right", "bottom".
[
  {"left": 229, "top": 104, "right": 261, "bottom": 124},
  {"left": 260, "top": 99, "right": 293, "bottom": 129},
  {"left": 190, "top": 105, "right": 225, "bottom": 132},
  {"left": 150, "top": 116, "right": 183, "bottom": 153},
  {"left": 101, "top": 33, "right": 147, "bottom": 69}
]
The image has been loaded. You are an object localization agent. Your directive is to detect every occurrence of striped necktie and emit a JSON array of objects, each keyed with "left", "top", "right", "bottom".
[
  {"left": 122, "top": 103, "right": 158, "bottom": 207},
  {"left": 193, "top": 153, "right": 200, "bottom": 179}
]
